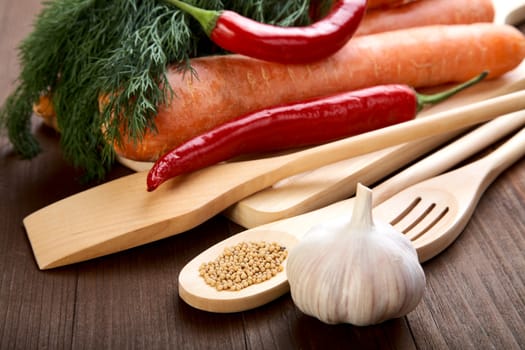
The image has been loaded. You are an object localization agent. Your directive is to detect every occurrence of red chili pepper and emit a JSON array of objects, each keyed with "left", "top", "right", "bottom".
[
  {"left": 165, "top": 0, "right": 367, "bottom": 64},
  {"left": 146, "top": 72, "right": 487, "bottom": 191}
]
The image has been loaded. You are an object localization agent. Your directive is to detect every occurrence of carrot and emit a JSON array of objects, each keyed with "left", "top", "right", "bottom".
[
  {"left": 112, "top": 23, "right": 525, "bottom": 161},
  {"left": 356, "top": 0, "right": 494, "bottom": 36}
]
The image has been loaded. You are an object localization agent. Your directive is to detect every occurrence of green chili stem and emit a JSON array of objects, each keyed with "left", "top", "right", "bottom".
[
  {"left": 416, "top": 71, "right": 489, "bottom": 111},
  {"left": 165, "top": 0, "right": 219, "bottom": 36}
]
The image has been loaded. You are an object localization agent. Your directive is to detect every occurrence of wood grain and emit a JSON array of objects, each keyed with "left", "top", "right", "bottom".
[{"left": 0, "top": 0, "right": 524, "bottom": 348}]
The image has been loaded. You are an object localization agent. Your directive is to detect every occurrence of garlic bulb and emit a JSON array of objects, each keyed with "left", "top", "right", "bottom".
[{"left": 286, "top": 183, "right": 426, "bottom": 326}]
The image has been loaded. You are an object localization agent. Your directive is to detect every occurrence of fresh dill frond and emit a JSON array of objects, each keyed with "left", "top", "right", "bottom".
[{"left": 0, "top": 0, "right": 310, "bottom": 181}]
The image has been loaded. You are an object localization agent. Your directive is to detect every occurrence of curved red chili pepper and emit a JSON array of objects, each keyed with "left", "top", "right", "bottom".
[
  {"left": 146, "top": 72, "right": 487, "bottom": 191},
  {"left": 165, "top": 0, "right": 367, "bottom": 64}
]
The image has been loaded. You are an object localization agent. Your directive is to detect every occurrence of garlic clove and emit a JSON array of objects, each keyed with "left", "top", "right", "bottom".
[{"left": 287, "top": 183, "right": 426, "bottom": 326}]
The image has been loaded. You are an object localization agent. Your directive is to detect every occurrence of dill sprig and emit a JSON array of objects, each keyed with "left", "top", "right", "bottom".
[{"left": 0, "top": 0, "right": 310, "bottom": 181}]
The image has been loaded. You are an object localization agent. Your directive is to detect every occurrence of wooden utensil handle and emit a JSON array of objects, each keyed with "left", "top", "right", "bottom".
[
  {"left": 477, "top": 126, "right": 525, "bottom": 185},
  {"left": 372, "top": 110, "right": 525, "bottom": 205},
  {"left": 283, "top": 90, "right": 525, "bottom": 180}
]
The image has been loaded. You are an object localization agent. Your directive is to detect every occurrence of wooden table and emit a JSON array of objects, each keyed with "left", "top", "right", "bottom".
[{"left": 1, "top": 1, "right": 524, "bottom": 348}]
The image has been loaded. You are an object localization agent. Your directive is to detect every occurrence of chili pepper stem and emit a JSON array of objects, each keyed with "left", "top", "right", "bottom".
[
  {"left": 165, "top": 0, "right": 219, "bottom": 36},
  {"left": 416, "top": 71, "right": 488, "bottom": 111}
]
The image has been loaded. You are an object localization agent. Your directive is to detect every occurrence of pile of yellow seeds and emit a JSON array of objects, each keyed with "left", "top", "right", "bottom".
[{"left": 199, "top": 241, "right": 288, "bottom": 291}]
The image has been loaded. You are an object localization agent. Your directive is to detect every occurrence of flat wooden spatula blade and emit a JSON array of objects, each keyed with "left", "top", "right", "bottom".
[{"left": 23, "top": 159, "right": 282, "bottom": 269}]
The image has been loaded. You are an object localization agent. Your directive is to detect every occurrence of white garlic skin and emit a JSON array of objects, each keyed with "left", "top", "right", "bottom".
[{"left": 286, "top": 185, "right": 426, "bottom": 326}]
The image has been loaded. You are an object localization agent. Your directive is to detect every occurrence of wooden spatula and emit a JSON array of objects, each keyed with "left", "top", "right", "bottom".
[{"left": 24, "top": 90, "right": 525, "bottom": 269}]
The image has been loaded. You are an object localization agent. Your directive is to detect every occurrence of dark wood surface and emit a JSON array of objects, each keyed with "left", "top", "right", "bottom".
[{"left": 1, "top": 1, "right": 524, "bottom": 349}]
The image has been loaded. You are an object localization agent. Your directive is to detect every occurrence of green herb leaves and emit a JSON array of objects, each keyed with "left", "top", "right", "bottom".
[{"left": 1, "top": 0, "right": 309, "bottom": 181}]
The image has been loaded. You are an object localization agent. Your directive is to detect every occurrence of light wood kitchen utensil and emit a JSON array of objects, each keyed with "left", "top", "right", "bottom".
[
  {"left": 224, "top": 133, "right": 461, "bottom": 228},
  {"left": 178, "top": 110, "right": 525, "bottom": 313},
  {"left": 23, "top": 91, "right": 525, "bottom": 270},
  {"left": 374, "top": 127, "right": 525, "bottom": 263}
]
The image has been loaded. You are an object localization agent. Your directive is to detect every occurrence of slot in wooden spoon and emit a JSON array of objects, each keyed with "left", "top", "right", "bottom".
[{"left": 24, "top": 90, "right": 525, "bottom": 269}]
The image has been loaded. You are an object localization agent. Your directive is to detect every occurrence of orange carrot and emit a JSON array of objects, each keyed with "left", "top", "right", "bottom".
[
  {"left": 356, "top": 0, "right": 494, "bottom": 36},
  {"left": 113, "top": 23, "right": 525, "bottom": 162}
]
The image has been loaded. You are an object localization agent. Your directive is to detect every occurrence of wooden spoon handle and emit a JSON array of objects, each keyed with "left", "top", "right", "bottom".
[
  {"left": 476, "top": 126, "right": 525, "bottom": 185},
  {"left": 279, "top": 90, "right": 525, "bottom": 177},
  {"left": 372, "top": 110, "right": 525, "bottom": 205}
]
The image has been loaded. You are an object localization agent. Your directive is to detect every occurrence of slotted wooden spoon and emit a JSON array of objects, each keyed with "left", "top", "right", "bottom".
[
  {"left": 375, "top": 127, "right": 525, "bottom": 262},
  {"left": 178, "top": 110, "right": 525, "bottom": 313},
  {"left": 24, "top": 91, "right": 525, "bottom": 269}
]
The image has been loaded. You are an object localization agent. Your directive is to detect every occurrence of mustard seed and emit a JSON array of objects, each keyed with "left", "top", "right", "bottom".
[{"left": 200, "top": 241, "right": 287, "bottom": 291}]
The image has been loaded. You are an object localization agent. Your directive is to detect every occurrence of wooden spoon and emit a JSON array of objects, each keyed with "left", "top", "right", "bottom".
[
  {"left": 23, "top": 91, "right": 525, "bottom": 270},
  {"left": 177, "top": 110, "right": 525, "bottom": 313}
]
